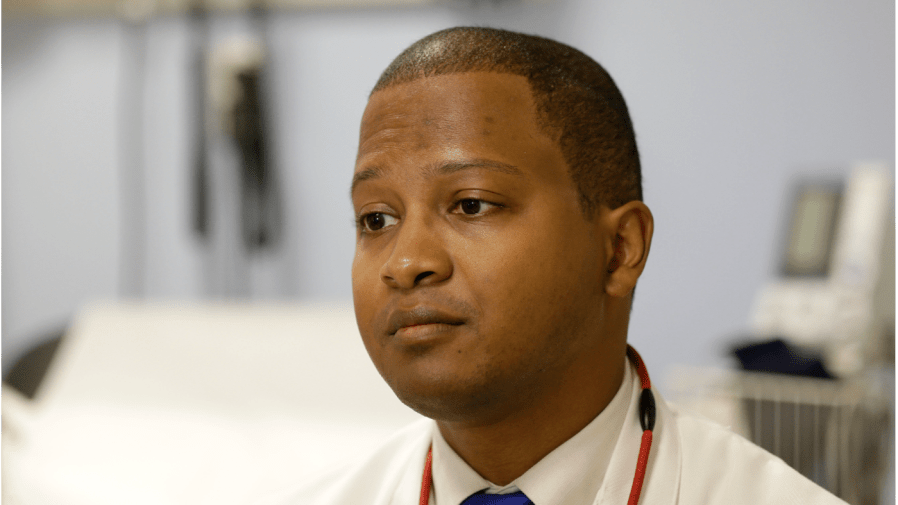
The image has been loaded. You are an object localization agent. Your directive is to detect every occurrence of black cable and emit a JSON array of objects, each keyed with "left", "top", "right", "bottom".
[{"left": 189, "top": 1, "right": 211, "bottom": 241}]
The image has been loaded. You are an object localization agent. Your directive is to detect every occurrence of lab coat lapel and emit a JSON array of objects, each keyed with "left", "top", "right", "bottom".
[
  {"left": 594, "top": 382, "right": 681, "bottom": 505},
  {"left": 390, "top": 437, "right": 430, "bottom": 505},
  {"left": 388, "top": 421, "right": 433, "bottom": 505}
]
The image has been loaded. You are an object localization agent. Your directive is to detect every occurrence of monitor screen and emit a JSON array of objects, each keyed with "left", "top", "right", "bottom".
[{"left": 781, "top": 182, "right": 843, "bottom": 277}]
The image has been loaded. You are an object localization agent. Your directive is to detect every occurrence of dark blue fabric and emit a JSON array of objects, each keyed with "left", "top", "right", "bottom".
[
  {"left": 732, "top": 338, "right": 836, "bottom": 379},
  {"left": 460, "top": 490, "right": 534, "bottom": 505}
]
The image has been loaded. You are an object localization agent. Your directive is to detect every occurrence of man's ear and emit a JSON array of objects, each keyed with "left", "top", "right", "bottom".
[{"left": 604, "top": 201, "right": 654, "bottom": 298}]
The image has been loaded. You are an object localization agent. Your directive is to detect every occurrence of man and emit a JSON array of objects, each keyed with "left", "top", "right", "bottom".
[{"left": 265, "top": 27, "right": 846, "bottom": 505}]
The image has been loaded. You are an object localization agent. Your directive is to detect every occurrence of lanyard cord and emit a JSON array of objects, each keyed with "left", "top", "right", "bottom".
[
  {"left": 418, "top": 345, "right": 655, "bottom": 505},
  {"left": 626, "top": 345, "right": 655, "bottom": 505}
]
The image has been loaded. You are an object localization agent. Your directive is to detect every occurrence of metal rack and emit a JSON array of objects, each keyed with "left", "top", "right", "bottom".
[{"left": 667, "top": 365, "right": 893, "bottom": 505}]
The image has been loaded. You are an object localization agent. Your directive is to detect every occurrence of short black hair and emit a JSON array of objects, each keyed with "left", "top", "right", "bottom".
[{"left": 372, "top": 27, "right": 642, "bottom": 214}]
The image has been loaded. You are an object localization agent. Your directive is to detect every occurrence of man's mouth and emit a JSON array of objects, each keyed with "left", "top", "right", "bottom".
[
  {"left": 394, "top": 322, "right": 462, "bottom": 340},
  {"left": 386, "top": 306, "right": 466, "bottom": 336}
]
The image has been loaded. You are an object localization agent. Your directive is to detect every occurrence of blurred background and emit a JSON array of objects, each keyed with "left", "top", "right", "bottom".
[{"left": 2, "top": 0, "right": 894, "bottom": 503}]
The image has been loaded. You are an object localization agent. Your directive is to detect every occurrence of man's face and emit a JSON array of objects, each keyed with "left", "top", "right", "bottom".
[{"left": 351, "top": 72, "right": 613, "bottom": 423}]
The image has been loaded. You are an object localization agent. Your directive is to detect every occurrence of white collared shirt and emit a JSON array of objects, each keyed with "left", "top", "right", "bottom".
[
  {"left": 262, "top": 345, "right": 848, "bottom": 505},
  {"left": 430, "top": 360, "right": 635, "bottom": 505}
]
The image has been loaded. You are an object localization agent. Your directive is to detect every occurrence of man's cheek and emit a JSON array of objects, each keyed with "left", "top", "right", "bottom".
[{"left": 352, "top": 253, "right": 380, "bottom": 291}]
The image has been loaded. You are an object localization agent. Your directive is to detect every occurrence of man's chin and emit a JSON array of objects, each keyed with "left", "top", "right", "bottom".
[{"left": 387, "top": 374, "right": 511, "bottom": 424}]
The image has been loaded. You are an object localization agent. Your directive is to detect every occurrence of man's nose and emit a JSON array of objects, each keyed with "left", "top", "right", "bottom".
[{"left": 380, "top": 217, "right": 452, "bottom": 290}]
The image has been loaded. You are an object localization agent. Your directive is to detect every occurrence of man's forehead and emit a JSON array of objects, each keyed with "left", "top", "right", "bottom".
[
  {"left": 357, "top": 73, "right": 540, "bottom": 149},
  {"left": 350, "top": 71, "right": 570, "bottom": 199},
  {"left": 362, "top": 72, "right": 536, "bottom": 120}
]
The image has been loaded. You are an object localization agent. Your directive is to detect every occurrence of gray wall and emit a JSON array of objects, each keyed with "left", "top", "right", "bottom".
[{"left": 3, "top": 0, "right": 894, "bottom": 380}]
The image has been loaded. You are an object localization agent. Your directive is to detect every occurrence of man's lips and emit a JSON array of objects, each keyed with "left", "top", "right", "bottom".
[{"left": 386, "top": 306, "right": 466, "bottom": 336}]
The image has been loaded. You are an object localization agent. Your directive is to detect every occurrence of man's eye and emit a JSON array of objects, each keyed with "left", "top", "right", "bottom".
[
  {"left": 359, "top": 212, "right": 398, "bottom": 232},
  {"left": 454, "top": 199, "right": 500, "bottom": 216}
]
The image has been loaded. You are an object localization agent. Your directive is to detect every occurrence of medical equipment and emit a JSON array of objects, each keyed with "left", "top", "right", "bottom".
[
  {"left": 751, "top": 162, "right": 894, "bottom": 376},
  {"left": 669, "top": 162, "right": 894, "bottom": 505},
  {"left": 200, "top": 8, "right": 282, "bottom": 251}
]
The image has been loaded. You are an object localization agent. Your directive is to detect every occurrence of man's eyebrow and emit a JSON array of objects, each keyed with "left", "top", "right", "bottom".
[
  {"left": 350, "top": 159, "right": 522, "bottom": 198},
  {"left": 350, "top": 166, "right": 385, "bottom": 198},
  {"left": 426, "top": 159, "right": 523, "bottom": 177}
]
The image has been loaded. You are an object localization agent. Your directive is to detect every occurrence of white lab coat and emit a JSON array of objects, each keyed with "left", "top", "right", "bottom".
[{"left": 260, "top": 372, "right": 847, "bottom": 505}]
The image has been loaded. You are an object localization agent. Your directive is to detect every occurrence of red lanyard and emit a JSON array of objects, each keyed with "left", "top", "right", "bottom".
[{"left": 418, "top": 345, "right": 655, "bottom": 505}]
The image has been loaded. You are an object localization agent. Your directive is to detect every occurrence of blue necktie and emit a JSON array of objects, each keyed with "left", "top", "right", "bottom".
[{"left": 460, "top": 491, "right": 534, "bottom": 505}]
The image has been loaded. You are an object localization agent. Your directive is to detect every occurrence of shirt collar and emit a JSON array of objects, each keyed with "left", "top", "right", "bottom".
[{"left": 431, "top": 358, "right": 635, "bottom": 505}]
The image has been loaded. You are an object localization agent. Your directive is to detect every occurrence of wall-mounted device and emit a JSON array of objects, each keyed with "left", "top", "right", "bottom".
[{"left": 207, "top": 34, "right": 281, "bottom": 251}]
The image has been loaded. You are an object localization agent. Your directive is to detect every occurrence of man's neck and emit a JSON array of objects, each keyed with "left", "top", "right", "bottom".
[{"left": 435, "top": 349, "right": 626, "bottom": 486}]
